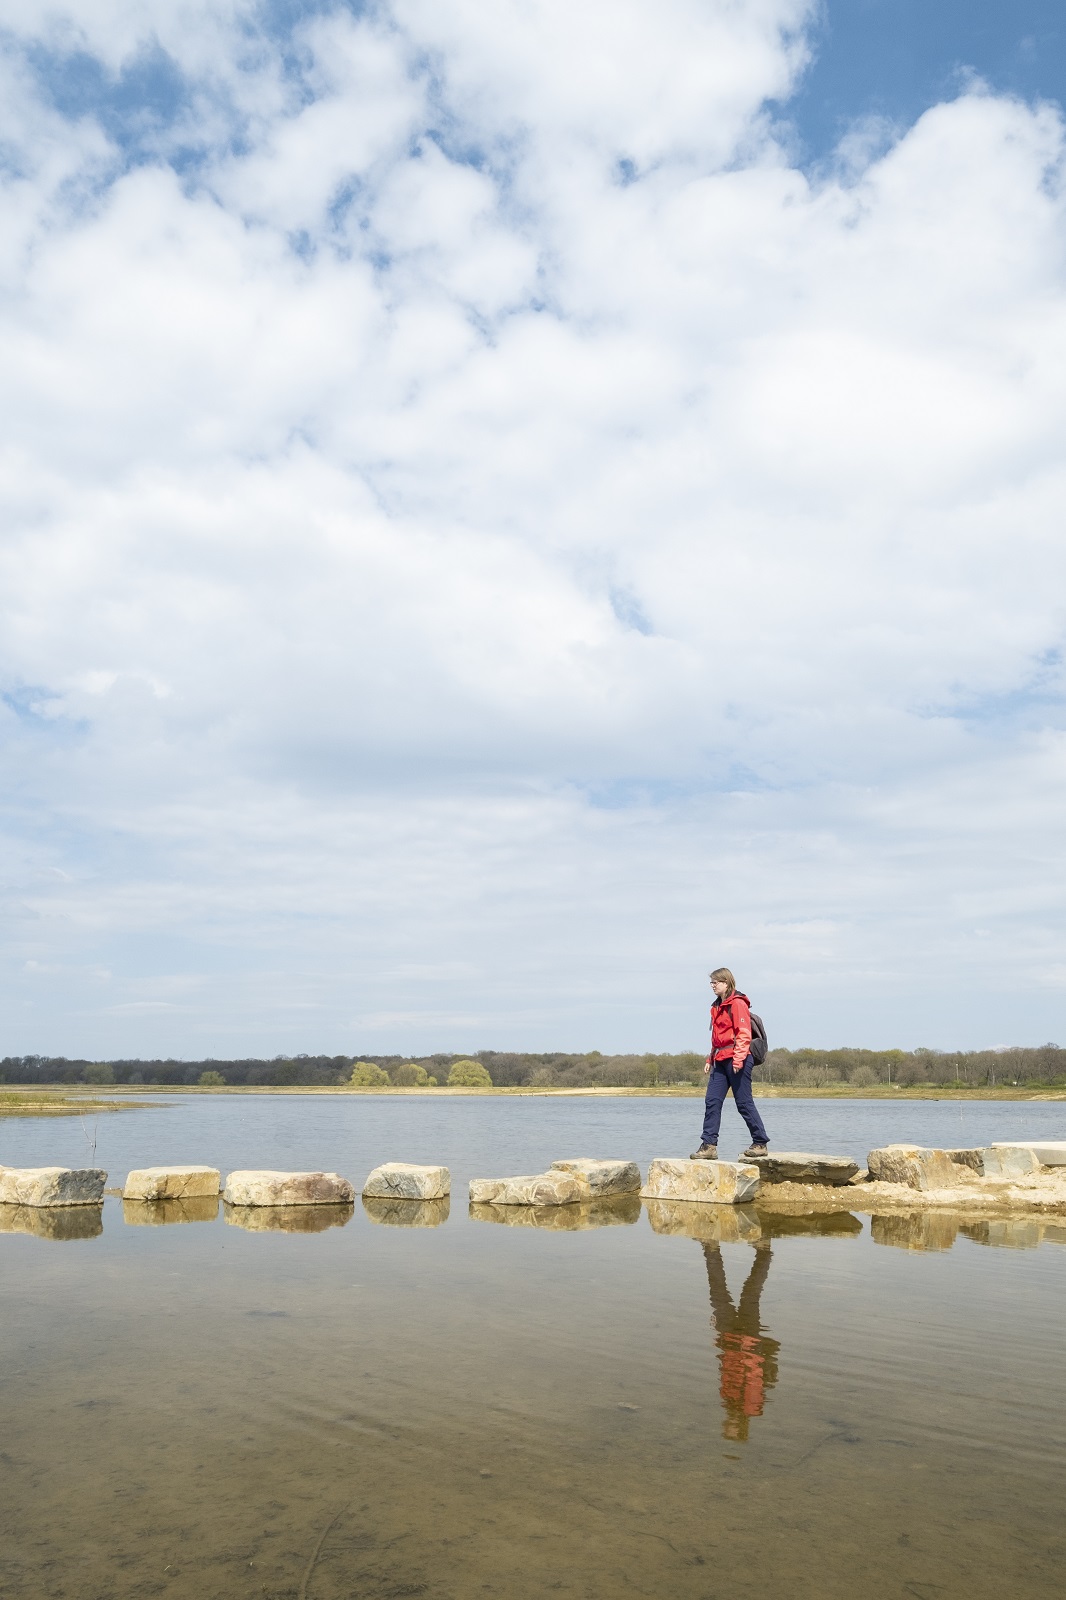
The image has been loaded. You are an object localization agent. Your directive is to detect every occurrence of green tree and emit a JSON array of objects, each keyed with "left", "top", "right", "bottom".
[
  {"left": 447, "top": 1059, "right": 493, "bottom": 1087},
  {"left": 83, "top": 1063, "right": 114, "bottom": 1085},
  {"left": 350, "top": 1061, "right": 390, "bottom": 1086},
  {"left": 198, "top": 1070, "right": 225, "bottom": 1087},
  {"left": 393, "top": 1062, "right": 429, "bottom": 1086}
]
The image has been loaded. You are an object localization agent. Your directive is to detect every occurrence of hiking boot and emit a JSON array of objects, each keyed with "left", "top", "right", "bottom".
[
  {"left": 742, "top": 1144, "right": 768, "bottom": 1158},
  {"left": 689, "top": 1144, "right": 718, "bottom": 1160}
]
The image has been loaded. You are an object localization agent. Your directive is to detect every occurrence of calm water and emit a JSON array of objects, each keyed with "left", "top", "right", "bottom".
[{"left": 2, "top": 1095, "right": 1065, "bottom": 1600}]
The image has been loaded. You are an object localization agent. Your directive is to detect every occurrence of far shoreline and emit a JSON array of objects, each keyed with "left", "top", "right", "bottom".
[{"left": 12, "top": 1083, "right": 1065, "bottom": 1102}]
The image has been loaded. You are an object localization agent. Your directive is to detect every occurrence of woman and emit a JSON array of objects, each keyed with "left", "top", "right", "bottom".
[{"left": 691, "top": 967, "right": 769, "bottom": 1160}]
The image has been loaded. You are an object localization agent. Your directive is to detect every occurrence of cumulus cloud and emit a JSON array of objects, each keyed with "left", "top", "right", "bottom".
[{"left": 1, "top": 0, "right": 1064, "bottom": 1054}]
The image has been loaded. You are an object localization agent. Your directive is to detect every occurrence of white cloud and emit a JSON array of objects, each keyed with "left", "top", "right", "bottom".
[{"left": 0, "top": 2, "right": 1064, "bottom": 1055}]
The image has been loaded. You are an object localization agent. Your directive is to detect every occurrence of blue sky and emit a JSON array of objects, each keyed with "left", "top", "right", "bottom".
[
  {"left": 798, "top": 0, "right": 1065, "bottom": 153},
  {"left": 0, "top": 0, "right": 1064, "bottom": 1058}
]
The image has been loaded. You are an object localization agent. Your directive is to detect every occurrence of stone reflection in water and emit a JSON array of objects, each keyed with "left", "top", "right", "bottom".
[
  {"left": 704, "top": 1242, "right": 780, "bottom": 1442},
  {"left": 362, "top": 1195, "right": 451, "bottom": 1227},
  {"left": 646, "top": 1198, "right": 763, "bottom": 1242},
  {"left": 871, "top": 1211, "right": 961, "bottom": 1252},
  {"left": 223, "top": 1202, "right": 354, "bottom": 1233},
  {"left": 0, "top": 1203, "right": 103, "bottom": 1241},
  {"left": 469, "top": 1195, "right": 641, "bottom": 1229},
  {"left": 758, "top": 1209, "right": 863, "bottom": 1239},
  {"left": 122, "top": 1196, "right": 220, "bottom": 1226},
  {"left": 961, "top": 1218, "right": 1051, "bottom": 1250}
]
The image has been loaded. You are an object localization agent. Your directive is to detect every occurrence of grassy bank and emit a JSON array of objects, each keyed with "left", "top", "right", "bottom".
[{"left": 0, "top": 1090, "right": 147, "bottom": 1118}]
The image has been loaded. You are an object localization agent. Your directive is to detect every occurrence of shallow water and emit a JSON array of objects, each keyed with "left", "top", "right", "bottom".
[{"left": 2, "top": 1096, "right": 1064, "bottom": 1600}]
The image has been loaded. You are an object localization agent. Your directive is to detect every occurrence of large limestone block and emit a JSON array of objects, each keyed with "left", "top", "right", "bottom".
[
  {"left": 991, "top": 1140, "right": 1066, "bottom": 1167},
  {"left": 362, "top": 1196, "right": 450, "bottom": 1227},
  {"left": 122, "top": 1196, "right": 219, "bottom": 1226},
  {"left": 746, "top": 1151, "right": 858, "bottom": 1187},
  {"left": 223, "top": 1170, "right": 355, "bottom": 1206},
  {"left": 123, "top": 1165, "right": 220, "bottom": 1201},
  {"left": 641, "top": 1158, "right": 759, "bottom": 1205},
  {"left": 0, "top": 1203, "right": 103, "bottom": 1240},
  {"left": 944, "top": 1148, "right": 985, "bottom": 1173},
  {"left": 866, "top": 1145, "right": 964, "bottom": 1191},
  {"left": 0, "top": 1167, "right": 107, "bottom": 1207},
  {"left": 361, "top": 1162, "right": 450, "bottom": 1200},
  {"left": 980, "top": 1145, "right": 1041, "bottom": 1179},
  {"left": 224, "top": 1202, "right": 354, "bottom": 1233},
  {"left": 467, "top": 1171, "right": 585, "bottom": 1206},
  {"left": 549, "top": 1159, "right": 642, "bottom": 1196}
]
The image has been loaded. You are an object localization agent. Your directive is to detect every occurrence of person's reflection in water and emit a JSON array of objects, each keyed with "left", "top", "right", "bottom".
[{"left": 703, "top": 1242, "right": 780, "bottom": 1441}]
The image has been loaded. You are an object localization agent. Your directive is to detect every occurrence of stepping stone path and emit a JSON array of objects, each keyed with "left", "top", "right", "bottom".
[
  {"left": 0, "top": 1167, "right": 106, "bottom": 1207},
  {"left": 549, "top": 1159, "right": 642, "bottom": 1196},
  {"left": 640, "top": 1158, "right": 759, "bottom": 1205},
  {"left": 123, "top": 1166, "right": 220, "bottom": 1201},
  {"left": 745, "top": 1151, "right": 858, "bottom": 1186},
  {"left": 223, "top": 1170, "right": 354, "bottom": 1206},
  {"left": 362, "top": 1162, "right": 450, "bottom": 1200}
]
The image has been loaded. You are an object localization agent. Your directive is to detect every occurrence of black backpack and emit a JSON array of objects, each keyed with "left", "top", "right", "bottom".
[
  {"left": 718, "top": 995, "right": 769, "bottom": 1065},
  {"left": 749, "top": 1011, "right": 768, "bottom": 1066}
]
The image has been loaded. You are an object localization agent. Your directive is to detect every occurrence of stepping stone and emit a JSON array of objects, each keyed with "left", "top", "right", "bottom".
[
  {"left": 223, "top": 1170, "right": 354, "bottom": 1206},
  {"left": 361, "top": 1162, "right": 450, "bottom": 1200},
  {"left": 123, "top": 1165, "right": 220, "bottom": 1201},
  {"left": 991, "top": 1140, "right": 1066, "bottom": 1167},
  {"left": 980, "top": 1145, "right": 1041, "bottom": 1179},
  {"left": 866, "top": 1145, "right": 965, "bottom": 1191},
  {"left": 549, "top": 1159, "right": 641, "bottom": 1195},
  {"left": 745, "top": 1151, "right": 858, "bottom": 1186},
  {"left": 944, "top": 1148, "right": 985, "bottom": 1172},
  {"left": 640, "top": 1158, "right": 759, "bottom": 1205},
  {"left": 0, "top": 1167, "right": 107, "bottom": 1207},
  {"left": 468, "top": 1171, "right": 585, "bottom": 1206}
]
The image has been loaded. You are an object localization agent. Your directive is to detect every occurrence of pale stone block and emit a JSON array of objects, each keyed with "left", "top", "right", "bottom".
[
  {"left": 0, "top": 1203, "right": 103, "bottom": 1240},
  {"left": 990, "top": 1140, "right": 1066, "bottom": 1167},
  {"left": 640, "top": 1158, "right": 759, "bottom": 1205},
  {"left": 123, "top": 1165, "right": 221, "bottom": 1201},
  {"left": 224, "top": 1202, "right": 354, "bottom": 1233},
  {"left": 645, "top": 1198, "right": 763, "bottom": 1242},
  {"left": 362, "top": 1196, "right": 450, "bottom": 1227},
  {"left": 223, "top": 1170, "right": 354, "bottom": 1206},
  {"left": 0, "top": 1167, "right": 107, "bottom": 1207},
  {"left": 361, "top": 1162, "right": 450, "bottom": 1200},
  {"left": 549, "top": 1159, "right": 642, "bottom": 1196},
  {"left": 980, "top": 1145, "right": 1041, "bottom": 1179},
  {"left": 122, "top": 1196, "right": 219, "bottom": 1226},
  {"left": 467, "top": 1171, "right": 585, "bottom": 1206},
  {"left": 746, "top": 1151, "right": 858, "bottom": 1186},
  {"left": 866, "top": 1145, "right": 964, "bottom": 1191},
  {"left": 944, "top": 1148, "right": 985, "bottom": 1173}
]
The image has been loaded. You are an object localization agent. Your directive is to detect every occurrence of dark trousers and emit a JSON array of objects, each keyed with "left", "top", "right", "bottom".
[{"left": 702, "top": 1054, "right": 769, "bottom": 1148}]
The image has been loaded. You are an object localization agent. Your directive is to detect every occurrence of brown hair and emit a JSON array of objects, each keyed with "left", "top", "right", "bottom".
[{"left": 709, "top": 967, "right": 736, "bottom": 996}]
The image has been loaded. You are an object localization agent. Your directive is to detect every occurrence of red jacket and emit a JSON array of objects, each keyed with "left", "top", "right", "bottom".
[{"left": 708, "top": 991, "right": 752, "bottom": 1071}]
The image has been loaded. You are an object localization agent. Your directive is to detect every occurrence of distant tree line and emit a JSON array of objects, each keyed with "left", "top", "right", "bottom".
[{"left": 1, "top": 1043, "right": 1064, "bottom": 1089}]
